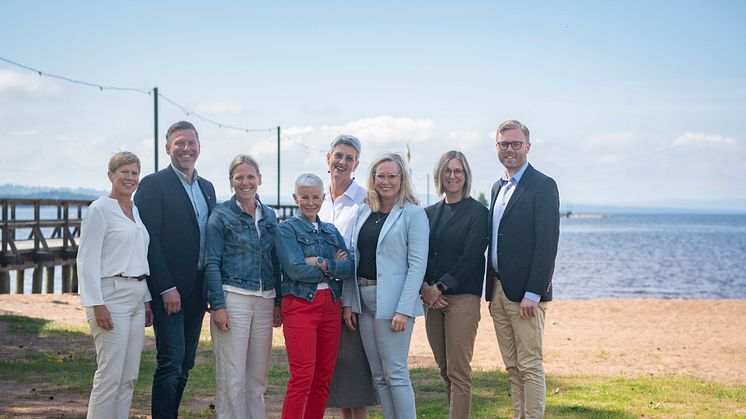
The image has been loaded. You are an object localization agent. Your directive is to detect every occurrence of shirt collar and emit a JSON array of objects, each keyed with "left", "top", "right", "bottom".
[
  {"left": 171, "top": 164, "right": 199, "bottom": 185},
  {"left": 500, "top": 162, "right": 529, "bottom": 186},
  {"left": 328, "top": 180, "right": 363, "bottom": 202}
]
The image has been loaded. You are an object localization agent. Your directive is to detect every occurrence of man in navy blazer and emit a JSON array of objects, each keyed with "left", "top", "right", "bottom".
[
  {"left": 486, "top": 120, "right": 559, "bottom": 419},
  {"left": 135, "top": 121, "right": 216, "bottom": 418}
]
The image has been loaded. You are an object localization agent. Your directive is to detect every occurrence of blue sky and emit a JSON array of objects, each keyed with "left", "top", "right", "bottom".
[{"left": 1, "top": 1, "right": 745, "bottom": 207}]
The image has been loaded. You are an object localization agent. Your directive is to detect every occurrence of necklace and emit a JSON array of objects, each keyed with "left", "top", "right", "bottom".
[{"left": 375, "top": 211, "right": 389, "bottom": 224}]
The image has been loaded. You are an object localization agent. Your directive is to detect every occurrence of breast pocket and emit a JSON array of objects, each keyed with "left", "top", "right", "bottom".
[{"left": 295, "top": 233, "right": 315, "bottom": 257}]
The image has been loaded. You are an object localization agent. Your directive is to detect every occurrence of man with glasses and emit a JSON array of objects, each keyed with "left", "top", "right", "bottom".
[{"left": 486, "top": 119, "right": 559, "bottom": 418}]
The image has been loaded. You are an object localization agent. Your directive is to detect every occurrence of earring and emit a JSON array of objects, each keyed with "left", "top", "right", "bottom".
[{"left": 327, "top": 170, "right": 331, "bottom": 173}]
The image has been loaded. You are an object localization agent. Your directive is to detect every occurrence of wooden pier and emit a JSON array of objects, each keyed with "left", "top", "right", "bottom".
[{"left": 1, "top": 198, "right": 299, "bottom": 294}]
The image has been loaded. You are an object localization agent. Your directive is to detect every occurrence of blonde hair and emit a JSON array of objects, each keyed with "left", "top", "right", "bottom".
[
  {"left": 228, "top": 154, "right": 261, "bottom": 178},
  {"left": 365, "top": 152, "right": 419, "bottom": 212},
  {"left": 108, "top": 151, "right": 140, "bottom": 172},
  {"left": 433, "top": 150, "right": 472, "bottom": 198},
  {"left": 496, "top": 119, "right": 530, "bottom": 143}
]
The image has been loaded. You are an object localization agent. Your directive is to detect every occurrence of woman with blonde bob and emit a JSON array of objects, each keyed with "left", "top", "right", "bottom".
[
  {"left": 342, "top": 152, "right": 429, "bottom": 419},
  {"left": 77, "top": 151, "right": 153, "bottom": 419}
]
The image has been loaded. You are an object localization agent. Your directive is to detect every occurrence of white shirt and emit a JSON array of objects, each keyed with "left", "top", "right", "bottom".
[
  {"left": 77, "top": 197, "right": 152, "bottom": 307},
  {"left": 318, "top": 180, "right": 366, "bottom": 249}
]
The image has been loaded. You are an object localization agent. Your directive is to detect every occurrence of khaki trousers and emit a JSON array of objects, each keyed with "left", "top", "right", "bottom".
[
  {"left": 425, "top": 293, "right": 481, "bottom": 419},
  {"left": 489, "top": 280, "right": 548, "bottom": 419},
  {"left": 211, "top": 292, "right": 275, "bottom": 419}
]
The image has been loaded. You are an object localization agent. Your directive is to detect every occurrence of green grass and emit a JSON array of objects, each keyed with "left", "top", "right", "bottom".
[{"left": 2, "top": 314, "right": 745, "bottom": 418}]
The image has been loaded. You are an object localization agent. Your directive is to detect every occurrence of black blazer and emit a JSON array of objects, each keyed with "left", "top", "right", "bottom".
[
  {"left": 134, "top": 166, "right": 216, "bottom": 300},
  {"left": 425, "top": 197, "right": 489, "bottom": 297},
  {"left": 485, "top": 164, "right": 559, "bottom": 303}
]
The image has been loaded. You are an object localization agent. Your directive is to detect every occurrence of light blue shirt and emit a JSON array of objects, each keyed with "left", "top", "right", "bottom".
[
  {"left": 171, "top": 164, "right": 209, "bottom": 270},
  {"left": 491, "top": 162, "right": 540, "bottom": 303}
]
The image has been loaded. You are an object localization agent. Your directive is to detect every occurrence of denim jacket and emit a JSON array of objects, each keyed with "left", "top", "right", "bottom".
[
  {"left": 274, "top": 214, "right": 354, "bottom": 301},
  {"left": 204, "top": 195, "right": 281, "bottom": 310}
]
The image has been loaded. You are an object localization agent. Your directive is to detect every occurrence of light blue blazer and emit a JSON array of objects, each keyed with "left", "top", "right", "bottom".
[{"left": 342, "top": 201, "right": 429, "bottom": 319}]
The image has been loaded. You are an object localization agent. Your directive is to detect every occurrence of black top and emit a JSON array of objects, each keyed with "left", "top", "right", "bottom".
[
  {"left": 424, "top": 197, "right": 488, "bottom": 297},
  {"left": 356, "top": 211, "right": 388, "bottom": 280}
]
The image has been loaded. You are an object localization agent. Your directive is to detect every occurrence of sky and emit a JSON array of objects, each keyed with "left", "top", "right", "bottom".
[{"left": 1, "top": 1, "right": 745, "bottom": 208}]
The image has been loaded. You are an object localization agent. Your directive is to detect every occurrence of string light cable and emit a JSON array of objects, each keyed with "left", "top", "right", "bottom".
[{"left": 0, "top": 55, "right": 274, "bottom": 134}]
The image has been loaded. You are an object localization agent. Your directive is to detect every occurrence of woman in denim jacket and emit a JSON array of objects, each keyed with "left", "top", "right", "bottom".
[
  {"left": 204, "top": 154, "right": 282, "bottom": 419},
  {"left": 275, "top": 173, "right": 355, "bottom": 419}
]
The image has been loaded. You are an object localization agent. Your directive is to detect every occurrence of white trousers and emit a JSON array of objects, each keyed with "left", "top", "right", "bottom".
[
  {"left": 211, "top": 292, "right": 275, "bottom": 419},
  {"left": 85, "top": 277, "right": 148, "bottom": 419}
]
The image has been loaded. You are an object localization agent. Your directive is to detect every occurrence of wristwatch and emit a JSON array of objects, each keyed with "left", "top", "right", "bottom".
[
  {"left": 316, "top": 256, "right": 325, "bottom": 268},
  {"left": 435, "top": 281, "right": 448, "bottom": 293}
]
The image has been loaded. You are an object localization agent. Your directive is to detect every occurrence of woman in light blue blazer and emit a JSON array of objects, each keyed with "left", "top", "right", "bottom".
[{"left": 342, "top": 152, "right": 429, "bottom": 419}]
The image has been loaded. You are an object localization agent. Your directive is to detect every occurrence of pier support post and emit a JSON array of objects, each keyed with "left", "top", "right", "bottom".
[
  {"left": 15, "top": 269, "right": 25, "bottom": 294},
  {"left": 45, "top": 265, "right": 55, "bottom": 294},
  {"left": 72, "top": 264, "right": 78, "bottom": 293},
  {"left": 32, "top": 265, "right": 43, "bottom": 294},
  {"left": 0, "top": 271, "right": 9, "bottom": 294},
  {"left": 62, "top": 264, "right": 71, "bottom": 293}
]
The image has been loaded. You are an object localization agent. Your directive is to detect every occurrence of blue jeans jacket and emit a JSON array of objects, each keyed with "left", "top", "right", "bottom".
[
  {"left": 275, "top": 214, "right": 354, "bottom": 301},
  {"left": 204, "top": 196, "right": 281, "bottom": 310}
]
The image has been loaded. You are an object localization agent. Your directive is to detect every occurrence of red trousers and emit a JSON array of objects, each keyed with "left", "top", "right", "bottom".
[{"left": 281, "top": 289, "right": 342, "bottom": 419}]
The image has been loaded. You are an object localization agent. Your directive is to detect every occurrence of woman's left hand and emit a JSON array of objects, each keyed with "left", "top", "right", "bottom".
[
  {"left": 273, "top": 306, "right": 283, "bottom": 327},
  {"left": 334, "top": 250, "right": 348, "bottom": 260},
  {"left": 144, "top": 302, "right": 154, "bottom": 327},
  {"left": 391, "top": 313, "right": 410, "bottom": 333}
]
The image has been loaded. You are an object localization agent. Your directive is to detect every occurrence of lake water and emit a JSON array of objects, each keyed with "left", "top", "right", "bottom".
[
  {"left": 554, "top": 213, "right": 746, "bottom": 299},
  {"left": 6, "top": 207, "right": 746, "bottom": 299}
]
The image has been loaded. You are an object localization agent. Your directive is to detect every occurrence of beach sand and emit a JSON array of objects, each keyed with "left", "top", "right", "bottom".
[{"left": 2, "top": 294, "right": 745, "bottom": 385}]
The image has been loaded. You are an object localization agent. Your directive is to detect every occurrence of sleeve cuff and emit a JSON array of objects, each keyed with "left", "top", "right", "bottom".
[{"left": 524, "top": 291, "right": 541, "bottom": 302}]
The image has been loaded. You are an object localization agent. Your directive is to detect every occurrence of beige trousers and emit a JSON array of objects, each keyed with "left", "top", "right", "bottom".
[
  {"left": 425, "top": 293, "right": 481, "bottom": 419},
  {"left": 489, "top": 280, "right": 548, "bottom": 419},
  {"left": 211, "top": 292, "right": 275, "bottom": 419},
  {"left": 85, "top": 277, "right": 148, "bottom": 419}
]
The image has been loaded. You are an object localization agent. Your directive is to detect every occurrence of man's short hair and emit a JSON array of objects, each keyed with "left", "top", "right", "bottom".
[
  {"left": 166, "top": 121, "right": 199, "bottom": 145},
  {"left": 496, "top": 120, "right": 530, "bottom": 143}
]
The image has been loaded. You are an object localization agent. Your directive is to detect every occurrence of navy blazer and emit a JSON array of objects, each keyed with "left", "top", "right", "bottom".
[
  {"left": 485, "top": 164, "right": 559, "bottom": 303},
  {"left": 134, "top": 166, "right": 216, "bottom": 300}
]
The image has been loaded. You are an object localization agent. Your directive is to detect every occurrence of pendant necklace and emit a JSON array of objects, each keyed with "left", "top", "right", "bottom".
[{"left": 375, "top": 212, "right": 389, "bottom": 224}]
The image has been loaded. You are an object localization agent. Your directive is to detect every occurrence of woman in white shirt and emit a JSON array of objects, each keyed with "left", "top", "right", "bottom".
[
  {"left": 77, "top": 151, "right": 153, "bottom": 419},
  {"left": 320, "top": 135, "right": 379, "bottom": 419}
]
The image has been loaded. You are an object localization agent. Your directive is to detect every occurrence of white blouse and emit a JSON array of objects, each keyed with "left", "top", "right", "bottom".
[{"left": 77, "top": 197, "right": 151, "bottom": 307}]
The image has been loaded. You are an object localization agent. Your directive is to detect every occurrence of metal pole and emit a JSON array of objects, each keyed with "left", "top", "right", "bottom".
[
  {"left": 427, "top": 174, "right": 430, "bottom": 206},
  {"left": 277, "top": 126, "right": 281, "bottom": 207},
  {"left": 154, "top": 87, "right": 159, "bottom": 172}
]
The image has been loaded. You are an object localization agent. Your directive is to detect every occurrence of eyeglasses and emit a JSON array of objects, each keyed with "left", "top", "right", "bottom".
[
  {"left": 444, "top": 168, "right": 464, "bottom": 178},
  {"left": 497, "top": 141, "right": 525, "bottom": 151},
  {"left": 374, "top": 173, "right": 400, "bottom": 182}
]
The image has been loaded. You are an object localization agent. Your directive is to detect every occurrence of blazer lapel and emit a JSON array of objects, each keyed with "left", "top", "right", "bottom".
[
  {"left": 165, "top": 167, "right": 199, "bottom": 227},
  {"left": 377, "top": 204, "right": 404, "bottom": 246},
  {"left": 353, "top": 205, "right": 372, "bottom": 251},
  {"left": 502, "top": 165, "right": 535, "bottom": 219}
]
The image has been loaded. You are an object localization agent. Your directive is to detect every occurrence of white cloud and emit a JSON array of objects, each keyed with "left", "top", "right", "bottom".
[
  {"left": 671, "top": 132, "right": 737, "bottom": 148},
  {"left": 0, "top": 70, "right": 59, "bottom": 95},
  {"left": 195, "top": 101, "right": 244, "bottom": 114}
]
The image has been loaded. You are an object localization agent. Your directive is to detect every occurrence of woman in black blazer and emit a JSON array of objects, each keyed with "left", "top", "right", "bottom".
[{"left": 421, "top": 150, "right": 488, "bottom": 419}]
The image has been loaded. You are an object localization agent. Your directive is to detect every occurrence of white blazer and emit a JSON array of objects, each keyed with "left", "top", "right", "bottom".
[{"left": 342, "top": 201, "right": 429, "bottom": 319}]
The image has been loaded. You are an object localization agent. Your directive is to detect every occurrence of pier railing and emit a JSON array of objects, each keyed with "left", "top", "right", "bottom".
[{"left": 0, "top": 198, "right": 299, "bottom": 294}]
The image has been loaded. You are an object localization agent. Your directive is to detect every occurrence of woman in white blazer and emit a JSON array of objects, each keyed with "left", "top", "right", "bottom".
[{"left": 342, "top": 152, "right": 429, "bottom": 419}]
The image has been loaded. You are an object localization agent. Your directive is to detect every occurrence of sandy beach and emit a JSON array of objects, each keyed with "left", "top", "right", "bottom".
[{"left": 2, "top": 294, "right": 745, "bottom": 385}]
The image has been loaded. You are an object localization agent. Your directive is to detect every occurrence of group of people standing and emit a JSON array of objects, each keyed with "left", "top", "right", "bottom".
[{"left": 77, "top": 118, "right": 559, "bottom": 419}]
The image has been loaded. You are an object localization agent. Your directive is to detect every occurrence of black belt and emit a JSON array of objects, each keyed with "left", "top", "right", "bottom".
[{"left": 114, "top": 274, "right": 147, "bottom": 281}]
